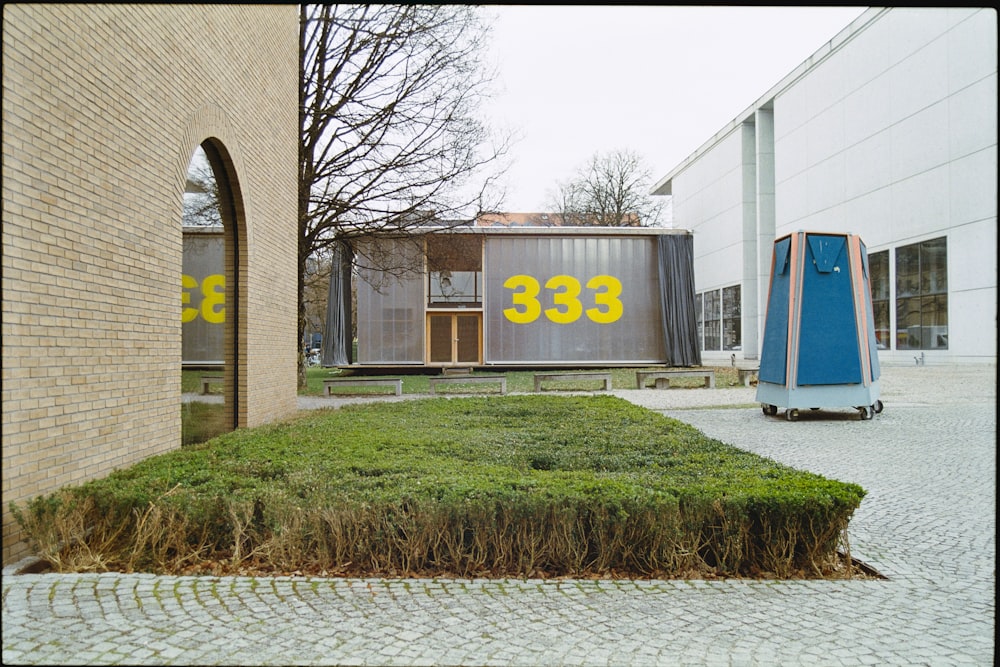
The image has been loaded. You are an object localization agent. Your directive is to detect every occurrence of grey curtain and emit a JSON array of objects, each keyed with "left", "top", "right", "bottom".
[
  {"left": 322, "top": 242, "right": 353, "bottom": 366},
  {"left": 656, "top": 235, "right": 701, "bottom": 367}
]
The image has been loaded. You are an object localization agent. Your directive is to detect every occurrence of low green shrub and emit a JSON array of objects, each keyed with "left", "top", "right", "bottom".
[{"left": 12, "top": 395, "right": 865, "bottom": 578}]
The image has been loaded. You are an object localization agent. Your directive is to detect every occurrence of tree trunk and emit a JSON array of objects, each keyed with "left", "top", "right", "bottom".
[{"left": 297, "top": 251, "right": 309, "bottom": 390}]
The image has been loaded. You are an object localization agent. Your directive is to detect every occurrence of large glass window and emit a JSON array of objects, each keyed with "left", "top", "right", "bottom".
[
  {"left": 427, "top": 234, "right": 482, "bottom": 308},
  {"left": 703, "top": 289, "right": 721, "bottom": 351},
  {"left": 896, "top": 237, "right": 947, "bottom": 350},
  {"left": 695, "top": 292, "right": 704, "bottom": 350},
  {"left": 869, "top": 250, "right": 890, "bottom": 349},
  {"left": 722, "top": 285, "right": 741, "bottom": 351},
  {"left": 696, "top": 286, "right": 740, "bottom": 352}
]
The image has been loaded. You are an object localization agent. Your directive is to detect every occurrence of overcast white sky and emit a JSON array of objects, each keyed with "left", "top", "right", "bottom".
[{"left": 480, "top": 5, "right": 869, "bottom": 213}]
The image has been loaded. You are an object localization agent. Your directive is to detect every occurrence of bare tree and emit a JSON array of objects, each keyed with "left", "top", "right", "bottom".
[
  {"left": 301, "top": 249, "right": 333, "bottom": 349},
  {"left": 549, "top": 149, "right": 663, "bottom": 227},
  {"left": 183, "top": 147, "right": 222, "bottom": 228},
  {"left": 298, "top": 4, "right": 510, "bottom": 382}
]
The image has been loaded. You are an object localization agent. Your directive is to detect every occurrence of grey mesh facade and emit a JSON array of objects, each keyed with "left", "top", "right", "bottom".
[
  {"left": 349, "top": 227, "right": 698, "bottom": 368},
  {"left": 355, "top": 237, "right": 426, "bottom": 364},
  {"left": 484, "top": 235, "right": 665, "bottom": 364}
]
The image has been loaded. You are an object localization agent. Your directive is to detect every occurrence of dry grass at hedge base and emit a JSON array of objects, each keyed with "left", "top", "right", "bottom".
[{"left": 12, "top": 396, "right": 868, "bottom": 580}]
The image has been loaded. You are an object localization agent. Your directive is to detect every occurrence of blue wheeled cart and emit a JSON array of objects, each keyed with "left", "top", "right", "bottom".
[{"left": 756, "top": 231, "right": 883, "bottom": 421}]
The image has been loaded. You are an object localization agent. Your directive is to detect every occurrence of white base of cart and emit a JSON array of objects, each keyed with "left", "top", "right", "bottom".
[{"left": 756, "top": 380, "right": 883, "bottom": 420}]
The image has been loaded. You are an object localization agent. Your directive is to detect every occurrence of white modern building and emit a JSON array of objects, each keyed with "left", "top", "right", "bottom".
[{"left": 652, "top": 7, "right": 996, "bottom": 365}]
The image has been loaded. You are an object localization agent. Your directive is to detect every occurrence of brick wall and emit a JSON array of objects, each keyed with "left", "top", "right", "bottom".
[{"left": 2, "top": 5, "right": 299, "bottom": 563}]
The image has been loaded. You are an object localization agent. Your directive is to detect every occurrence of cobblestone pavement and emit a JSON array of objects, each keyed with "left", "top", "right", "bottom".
[{"left": 4, "top": 364, "right": 995, "bottom": 666}]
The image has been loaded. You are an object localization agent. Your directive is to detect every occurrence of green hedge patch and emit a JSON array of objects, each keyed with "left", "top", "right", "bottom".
[{"left": 12, "top": 395, "right": 865, "bottom": 578}]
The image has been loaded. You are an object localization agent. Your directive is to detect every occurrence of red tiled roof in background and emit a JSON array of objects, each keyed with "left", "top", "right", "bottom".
[
  {"left": 475, "top": 212, "right": 642, "bottom": 227},
  {"left": 475, "top": 212, "right": 566, "bottom": 226}
]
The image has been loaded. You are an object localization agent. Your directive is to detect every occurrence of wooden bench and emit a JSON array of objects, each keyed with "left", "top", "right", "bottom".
[
  {"left": 636, "top": 369, "right": 715, "bottom": 389},
  {"left": 737, "top": 367, "right": 760, "bottom": 387},
  {"left": 428, "top": 375, "right": 506, "bottom": 394},
  {"left": 200, "top": 375, "right": 224, "bottom": 394},
  {"left": 323, "top": 377, "right": 402, "bottom": 397},
  {"left": 533, "top": 372, "right": 612, "bottom": 392}
]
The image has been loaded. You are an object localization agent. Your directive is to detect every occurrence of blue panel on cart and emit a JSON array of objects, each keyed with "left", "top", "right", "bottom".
[
  {"left": 797, "top": 235, "right": 862, "bottom": 385},
  {"left": 807, "top": 234, "right": 844, "bottom": 273},
  {"left": 759, "top": 236, "right": 791, "bottom": 385}
]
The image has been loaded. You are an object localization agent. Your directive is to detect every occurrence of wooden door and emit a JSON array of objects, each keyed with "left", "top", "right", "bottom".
[{"left": 427, "top": 313, "right": 481, "bottom": 365}]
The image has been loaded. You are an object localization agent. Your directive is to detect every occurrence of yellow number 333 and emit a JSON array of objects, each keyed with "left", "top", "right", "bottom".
[{"left": 503, "top": 274, "right": 623, "bottom": 324}]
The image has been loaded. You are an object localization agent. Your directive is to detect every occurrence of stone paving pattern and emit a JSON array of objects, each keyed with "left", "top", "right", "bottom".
[{"left": 3, "top": 363, "right": 995, "bottom": 666}]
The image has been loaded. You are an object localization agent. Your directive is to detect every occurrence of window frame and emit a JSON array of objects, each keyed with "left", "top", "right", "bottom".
[{"left": 894, "top": 237, "right": 948, "bottom": 351}]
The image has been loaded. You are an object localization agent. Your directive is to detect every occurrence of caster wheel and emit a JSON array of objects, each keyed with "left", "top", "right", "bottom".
[
  {"left": 761, "top": 404, "right": 777, "bottom": 416},
  {"left": 785, "top": 408, "right": 799, "bottom": 421},
  {"left": 858, "top": 406, "right": 873, "bottom": 420},
  {"left": 873, "top": 400, "right": 884, "bottom": 414}
]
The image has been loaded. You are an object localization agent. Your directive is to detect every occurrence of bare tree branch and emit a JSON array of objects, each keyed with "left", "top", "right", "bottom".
[
  {"left": 182, "top": 147, "right": 222, "bottom": 227},
  {"left": 296, "top": 4, "right": 512, "bottom": 383},
  {"left": 549, "top": 148, "right": 663, "bottom": 227}
]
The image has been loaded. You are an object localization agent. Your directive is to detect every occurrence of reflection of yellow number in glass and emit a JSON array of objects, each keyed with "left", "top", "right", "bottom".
[
  {"left": 182, "top": 274, "right": 225, "bottom": 323},
  {"left": 181, "top": 274, "right": 198, "bottom": 323},
  {"left": 200, "top": 274, "right": 226, "bottom": 324},
  {"left": 585, "top": 275, "right": 624, "bottom": 323},
  {"left": 503, "top": 274, "right": 542, "bottom": 324},
  {"left": 544, "top": 275, "right": 583, "bottom": 324}
]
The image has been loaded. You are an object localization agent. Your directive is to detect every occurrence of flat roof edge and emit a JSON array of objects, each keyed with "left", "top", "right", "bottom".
[
  {"left": 351, "top": 225, "right": 693, "bottom": 236},
  {"left": 424, "top": 225, "right": 692, "bottom": 236},
  {"left": 650, "top": 7, "right": 887, "bottom": 197}
]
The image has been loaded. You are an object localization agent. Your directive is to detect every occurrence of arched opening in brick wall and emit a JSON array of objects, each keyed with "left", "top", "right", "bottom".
[{"left": 181, "top": 140, "right": 246, "bottom": 444}]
